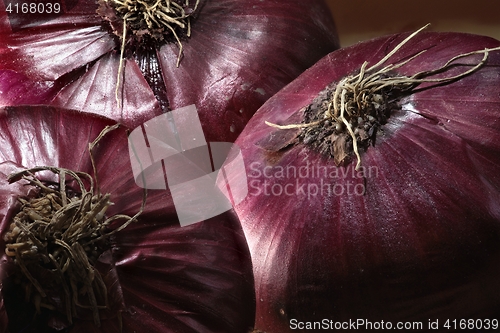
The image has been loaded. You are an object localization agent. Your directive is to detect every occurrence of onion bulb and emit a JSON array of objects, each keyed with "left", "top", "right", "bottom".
[
  {"left": 0, "top": 106, "right": 255, "bottom": 332},
  {"left": 0, "top": 0, "right": 339, "bottom": 142},
  {"left": 229, "top": 30, "right": 500, "bottom": 332}
]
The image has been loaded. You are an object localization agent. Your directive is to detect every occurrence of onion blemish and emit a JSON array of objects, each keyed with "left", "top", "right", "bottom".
[
  {"left": 3, "top": 125, "right": 145, "bottom": 327},
  {"left": 266, "top": 24, "right": 500, "bottom": 170}
]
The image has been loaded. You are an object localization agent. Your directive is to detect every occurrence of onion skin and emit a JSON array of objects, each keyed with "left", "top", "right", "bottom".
[
  {"left": 0, "top": 0, "right": 339, "bottom": 142},
  {"left": 230, "top": 32, "right": 500, "bottom": 332},
  {"left": 0, "top": 106, "right": 255, "bottom": 332}
]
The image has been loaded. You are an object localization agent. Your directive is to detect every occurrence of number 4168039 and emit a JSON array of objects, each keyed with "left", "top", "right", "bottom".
[
  {"left": 5, "top": 2, "right": 61, "bottom": 14},
  {"left": 443, "top": 319, "right": 499, "bottom": 330}
]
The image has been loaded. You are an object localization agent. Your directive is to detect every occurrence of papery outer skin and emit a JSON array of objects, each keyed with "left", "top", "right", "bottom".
[
  {"left": 0, "top": 106, "right": 255, "bottom": 333},
  {"left": 230, "top": 32, "right": 500, "bottom": 332},
  {"left": 0, "top": 0, "right": 339, "bottom": 142}
]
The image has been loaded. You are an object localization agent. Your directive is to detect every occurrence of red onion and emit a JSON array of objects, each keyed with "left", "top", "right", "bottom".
[
  {"left": 0, "top": 106, "right": 255, "bottom": 332},
  {"left": 229, "top": 31, "right": 500, "bottom": 332},
  {"left": 0, "top": 0, "right": 339, "bottom": 142}
]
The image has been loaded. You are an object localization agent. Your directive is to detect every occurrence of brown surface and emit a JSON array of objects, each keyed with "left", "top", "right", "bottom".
[{"left": 326, "top": 0, "right": 500, "bottom": 46}]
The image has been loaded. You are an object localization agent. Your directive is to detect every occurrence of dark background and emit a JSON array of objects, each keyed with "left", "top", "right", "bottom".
[{"left": 326, "top": 0, "right": 500, "bottom": 46}]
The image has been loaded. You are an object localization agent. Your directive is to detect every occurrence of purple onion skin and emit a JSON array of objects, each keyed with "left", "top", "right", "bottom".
[
  {"left": 0, "top": 106, "right": 255, "bottom": 333},
  {"left": 0, "top": 0, "right": 339, "bottom": 142},
  {"left": 231, "top": 32, "right": 500, "bottom": 332}
]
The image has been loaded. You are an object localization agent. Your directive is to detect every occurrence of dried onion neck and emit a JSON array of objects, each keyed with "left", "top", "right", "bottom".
[
  {"left": 4, "top": 125, "right": 146, "bottom": 327},
  {"left": 98, "top": 0, "right": 200, "bottom": 105}
]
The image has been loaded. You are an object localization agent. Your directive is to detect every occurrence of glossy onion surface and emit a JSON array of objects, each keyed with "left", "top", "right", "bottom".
[
  {"left": 0, "top": 0, "right": 339, "bottom": 142},
  {"left": 231, "top": 32, "right": 500, "bottom": 332}
]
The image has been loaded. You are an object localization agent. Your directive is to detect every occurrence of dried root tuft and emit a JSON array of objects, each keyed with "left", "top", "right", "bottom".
[
  {"left": 267, "top": 24, "right": 500, "bottom": 170},
  {"left": 109, "top": 0, "right": 200, "bottom": 105},
  {"left": 4, "top": 125, "right": 145, "bottom": 327}
]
